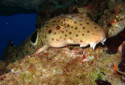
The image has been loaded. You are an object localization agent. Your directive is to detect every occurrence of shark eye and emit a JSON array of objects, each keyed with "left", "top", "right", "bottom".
[{"left": 31, "top": 31, "right": 38, "bottom": 44}]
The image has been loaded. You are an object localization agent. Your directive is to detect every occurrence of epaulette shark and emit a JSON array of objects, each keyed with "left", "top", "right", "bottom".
[{"left": 2, "top": 13, "right": 106, "bottom": 62}]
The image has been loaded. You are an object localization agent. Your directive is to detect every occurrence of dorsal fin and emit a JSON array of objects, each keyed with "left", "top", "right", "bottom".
[
  {"left": 7, "top": 40, "right": 15, "bottom": 47},
  {"left": 2, "top": 40, "right": 16, "bottom": 60}
]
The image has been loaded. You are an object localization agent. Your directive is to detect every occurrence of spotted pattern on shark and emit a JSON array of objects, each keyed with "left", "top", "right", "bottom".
[{"left": 2, "top": 13, "right": 106, "bottom": 62}]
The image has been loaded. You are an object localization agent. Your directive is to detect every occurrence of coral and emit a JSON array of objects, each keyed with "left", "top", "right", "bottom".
[
  {"left": 118, "top": 41, "right": 125, "bottom": 75},
  {"left": 108, "top": 10, "right": 125, "bottom": 38},
  {"left": 0, "top": 46, "right": 123, "bottom": 85},
  {"left": 1, "top": 0, "right": 125, "bottom": 84},
  {"left": 98, "top": 1, "right": 125, "bottom": 38}
]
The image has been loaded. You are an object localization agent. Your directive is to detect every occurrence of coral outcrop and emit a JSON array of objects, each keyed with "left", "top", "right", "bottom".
[{"left": 0, "top": 46, "right": 123, "bottom": 85}]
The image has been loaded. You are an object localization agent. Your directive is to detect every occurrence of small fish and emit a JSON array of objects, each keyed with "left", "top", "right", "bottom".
[{"left": 2, "top": 13, "right": 106, "bottom": 62}]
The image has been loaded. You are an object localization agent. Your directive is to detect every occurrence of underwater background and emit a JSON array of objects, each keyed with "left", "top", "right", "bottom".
[
  {"left": 0, "top": 14, "right": 36, "bottom": 58},
  {"left": 0, "top": 0, "right": 125, "bottom": 84}
]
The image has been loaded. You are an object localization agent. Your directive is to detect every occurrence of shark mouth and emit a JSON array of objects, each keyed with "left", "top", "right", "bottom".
[
  {"left": 80, "top": 38, "right": 107, "bottom": 50},
  {"left": 90, "top": 38, "right": 107, "bottom": 50}
]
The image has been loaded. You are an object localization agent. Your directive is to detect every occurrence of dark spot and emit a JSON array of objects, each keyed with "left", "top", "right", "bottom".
[
  {"left": 56, "top": 26, "right": 60, "bottom": 30},
  {"left": 31, "top": 31, "right": 37, "bottom": 43},
  {"left": 62, "top": 31, "right": 64, "bottom": 33},
  {"left": 86, "top": 22, "right": 89, "bottom": 24},
  {"left": 60, "top": 37, "right": 62, "bottom": 38},
  {"left": 58, "top": 20, "right": 60, "bottom": 22},
  {"left": 75, "top": 27, "right": 78, "bottom": 30},
  {"left": 87, "top": 31, "right": 90, "bottom": 33},
  {"left": 80, "top": 24, "right": 83, "bottom": 26},
  {"left": 52, "top": 24, "right": 55, "bottom": 26},
  {"left": 30, "top": 44, "right": 32, "bottom": 47},
  {"left": 82, "top": 34, "right": 84, "bottom": 36},
  {"left": 71, "top": 26, "right": 73, "bottom": 28},
  {"left": 94, "top": 27, "right": 97, "bottom": 29},
  {"left": 56, "top": 39, "right": 59, "bottom": 41},
  {"left": 65, "top": 34, "right": 67, "bottom": 37},
  {"left": 69, "top": 32, "right": 72, "bottom": 34},
  {"left": 48, "top": 30, "right": 52, "bottom": 34},
  {"left": 80, "top": 40, "right": 82, "bottom": 42},
  {"left": 52, "top": 38, "right": 54, "bottom": 40},
  {"left": 70, "top": 38, "right": 72, "bottom": 40},
  {"left": 74, "top": 21, "right": 77, "bottom": 24},
  {"left": 76, "top": 34, "right": 78, "bottom": 37},
  {"left": 82, "top": 27, "right": 85, "bottom": 29},
  {"left": 61, "top": 21, "right": 63, "bottom": 24},
  {"left": 45, "top": 36, "right": 46, "bottom": 38},
  {"left": 67, "top": 24, "right": 70, "bottom": 27},
  {"left": 46, "top": 25, "right": 48, "bottom": 28},
  {"left": 54, "top": 32, "right": 56, "bottom": 34},
  {"left": 66, "top": 30, "right": 68, "bottom": 32}
]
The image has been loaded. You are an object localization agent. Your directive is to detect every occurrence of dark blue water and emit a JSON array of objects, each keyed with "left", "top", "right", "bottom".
[{"left": 0, "top": 14, "right": 36, "bottom": 58}]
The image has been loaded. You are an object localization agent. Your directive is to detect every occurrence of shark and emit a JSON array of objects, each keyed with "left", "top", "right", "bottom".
[{"left": 2, "top": 13, "right": 106, "bottom": 62}]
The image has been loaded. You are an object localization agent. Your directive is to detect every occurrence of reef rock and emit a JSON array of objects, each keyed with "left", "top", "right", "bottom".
[{"left": 0, "top": 46, "right": 123, "bottom": 85}]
